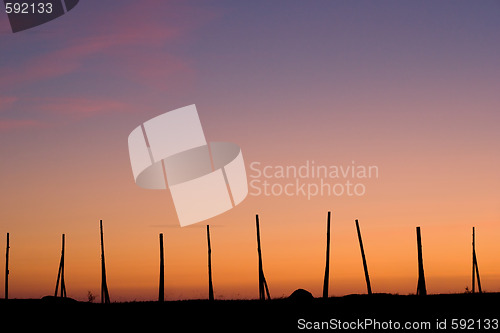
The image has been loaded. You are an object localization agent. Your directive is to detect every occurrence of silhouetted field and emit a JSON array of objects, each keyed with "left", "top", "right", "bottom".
[{"left": 1, "top": 293, "right": 499, "bottom": 331}]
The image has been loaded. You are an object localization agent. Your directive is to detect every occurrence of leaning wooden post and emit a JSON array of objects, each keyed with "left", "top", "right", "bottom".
[
  {"left": 4, "top": 233, "right": 9, "bottom": 300},
  {"left": 355, "top": 219, "right": 372, "bottom": 295},
  {"left": 474, "top": 253, "right": 482, "bottom": 293},
  {"left": 472, "top": 227, "right": 475, "bottom": 293},
  {"left": 158, "top": 233, "right": 164, "bottom": 302},
  {"left": 100, "top": 220, "right": 110, "bottom": 304},
  {"left": 256, "top": 215, "right": 271, "bottom": 300},
  {"left": 54, "top": 234, "right": 67, "bottom": 297},
  {"left": 322, "top": 211, "right": 331, "bottom": 299},
  {"left": 207, "top": 225, "right": 214, "bottom": 301},
  {"left": 472, "top": 227, "right": 482, "bottom": 293},
  {"left": 416, "top": 226, "right": 427, "bottom": 295}
]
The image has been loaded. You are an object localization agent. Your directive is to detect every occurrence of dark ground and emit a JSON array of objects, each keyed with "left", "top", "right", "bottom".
[{"left": 1, "top": 293, "right": 499, "bottom": 331}]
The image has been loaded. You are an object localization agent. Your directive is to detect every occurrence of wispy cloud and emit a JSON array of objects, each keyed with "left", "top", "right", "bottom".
[
  {"left": 0, "top": 118, "right": 45, "bottom": 131},
  {"left": 38, "top": 97, "right": 130, "bottom": 119},
  {"left": 0, "top": 96, "right": 132, "bottom": 132},
  {"left": 0, "top": 27, "right": 180, "bottom": 89},
  {"left": 0, "top": 2, "right": 218, "bottom": 131},
  {"left": 0, "top": 2, "right": 212, "bottom": 89},
  {"left": 0, "top": 96, "right": 19, "bottom": 111}
]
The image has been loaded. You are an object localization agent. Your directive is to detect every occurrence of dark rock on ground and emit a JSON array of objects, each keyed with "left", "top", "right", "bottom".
[{"left": 288, "top": 288, "right": 314, "bottom": 302}]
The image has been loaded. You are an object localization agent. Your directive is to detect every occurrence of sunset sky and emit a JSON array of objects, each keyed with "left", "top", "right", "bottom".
[{"left": 0, "top": 1, "right": 499, "bottom": 302}]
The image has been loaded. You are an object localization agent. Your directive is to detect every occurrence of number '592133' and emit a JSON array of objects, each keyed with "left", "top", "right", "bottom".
[
  {"left": 451, "top": 318, "right": 499, "bottom": 330},
  {"left": 5, "top": 2, "right": 53, "bottom": 14}
]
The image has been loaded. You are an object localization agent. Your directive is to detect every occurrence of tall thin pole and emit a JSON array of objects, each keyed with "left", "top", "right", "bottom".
[
  {"left": 355, "top": 219, "right": 372, "bottom": 295},
  {"left": 257, "top": 215, "right": 264, "bottom": 300},
  {"left": 472, "top": 227, "right": 482, "bottom": 293},
  {"left": 322, "top": 211, "right": 331, "bottom": 299},
  {"left": 159, "top": 233, "right": 164, "bottom": 302},
  {"left": 472, "top": 227, "right": 475, "bottom": 293},
  {"left": 61, "top": 234, "right": 66, "bottom": 297},
  {"left": 100, "top": 220, "right": 110, "bottom": 304},
  {"left": 5, "top": 233, "right": 9, "bottom": 300},
  {"left": 416, "top": 226, "right": 427, "bottom": 296},
  {"left": 256, "top": 215, "right": 271, "bottom": 300},
  {"left": 54, "top": 234, "right": 66, "bottom": 297},
  {"left": 207, "top": 225, "right": 214, "bottom": 301}
]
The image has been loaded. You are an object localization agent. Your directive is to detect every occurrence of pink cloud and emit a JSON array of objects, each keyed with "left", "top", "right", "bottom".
[
  {"left": 0, "top": 96, "right": 18, "bottom": 111},
  {"left": 0, "top": 2, "right": 214, "bottom": 90},
  {"left": 0, "top": 2, "right": 219, "bottom": 131},
  {"left": 0, "top": 97, "right": 131, "bottom": 132},
  {"left": 0, "top": 118, "right": 45, "bottom": 131},
  {"left": 0, "top": 28, "right": 180, "bottom": 88},
  {"left": 38, "top": 97, "right": 131, "bottom": 118},
  {"left": 122, "top": 52, "right": 196, "bottom": 91}
]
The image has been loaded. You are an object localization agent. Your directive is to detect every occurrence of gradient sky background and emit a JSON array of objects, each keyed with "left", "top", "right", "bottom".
[{"left": 0, "top": 1, "right": 499, "bottom": 301}]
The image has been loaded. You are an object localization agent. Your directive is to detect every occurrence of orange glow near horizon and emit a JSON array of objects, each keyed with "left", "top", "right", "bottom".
[{"left": 2, "top": 175, "right": 499, "bottom": 301}]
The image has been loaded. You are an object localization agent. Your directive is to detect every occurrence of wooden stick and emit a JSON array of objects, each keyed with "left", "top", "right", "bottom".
[
  {"left": 4, "top": 233, "right": 9, "bottom": 300},
  {"left": 474, "top": 252, "right": 482, "bottom": 293},
  {"left": 159, "top": 233, "right": 164, "bottom": 302},
  {"left": 472, "top": 227, "right": 482, "bottom": 293},
  {"left": 263, "top": 275, "right": 271, "bottom": 300},
  {"left": 207, "top": 225, "right": 214, "bottom": 301},
  {"left": 61, "top": 234, "right": 66, "bottom": 297},
  {"left": 416, "top": 227, "right": 427, "bottom": 295},
  {"left": 256, "top": 215, "right": 264, "bottom": 300},
  {"left": 256, "top": 215, "right": 270, "bottom": 300},
  {"left": 356, "top": 219, "right": 372, "bottom": 295},
  {"left": 54, "top": 234, "right": 66, "bottom": 297},
  {"left": 472, "top": 227, "right": 475, "bottom": 293},
  {"left": 322, "top": 211, "right": 331, "bottom": 299},
  {"left": 100, "top": 220, "right": 110, "bottom": 303}
]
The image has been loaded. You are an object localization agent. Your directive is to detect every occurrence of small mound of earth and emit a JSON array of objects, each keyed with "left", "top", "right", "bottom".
[
  {"left": 41, "top": 295, "right": 78, "bottom": 303},
  {"left": 288, "top": 288, "right": 314, "bottom": 302}
]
